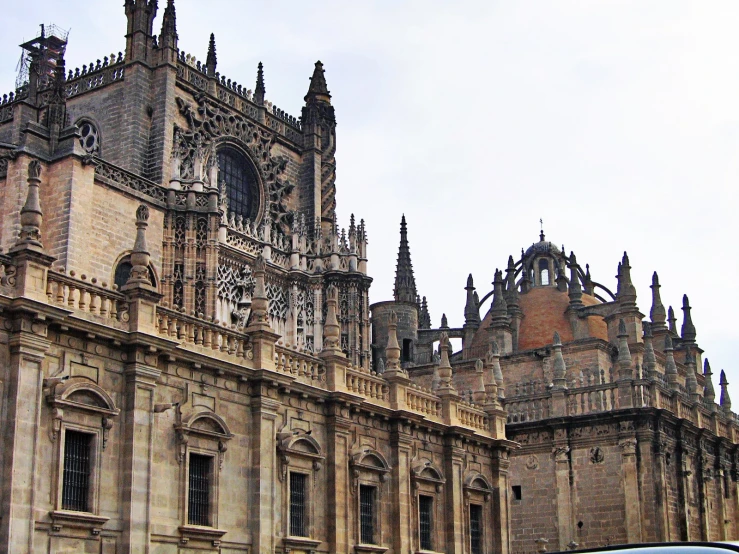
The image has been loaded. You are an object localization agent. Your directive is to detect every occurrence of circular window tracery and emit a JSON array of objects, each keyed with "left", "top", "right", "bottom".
[{"left": 78, "top": 121, "right": 100, "bottom": 154}]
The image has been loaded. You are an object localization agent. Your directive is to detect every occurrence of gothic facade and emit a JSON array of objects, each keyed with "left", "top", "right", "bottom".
[
  {"left": 0, "top": 2, "right": 512, "bottom": 554},
  {"left": 374, "top": 224, "right": 739, "bottom": 553}
]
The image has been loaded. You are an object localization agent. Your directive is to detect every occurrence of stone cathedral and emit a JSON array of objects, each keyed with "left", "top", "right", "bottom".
[{"left": 0, "top": 2, "right": 736, "bottom": 554}]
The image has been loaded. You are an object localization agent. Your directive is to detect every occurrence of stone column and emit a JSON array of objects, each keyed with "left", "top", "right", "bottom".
[
  {"left": 326, "top": 402, "right": 352, "bottom": 552},
  {"left": 652, "top": 439, "right": 671, "bottom": 541},
  {"left": 490, "top": 448, "right": 511, "bottom": 554},
  {"left": 442, "top": 436, "right": 466, "bottom": 553},
  {"left": 249, "top": 386, "right": 279, "bottom": 554},
  {"left": 390, "top": 421, "right": 414, "bottom": 553},
  {"left": 0, "top": 313, "right": 50, "bottom": 552},
  {"left": 619, "top": 434, "right": 643, "bottom": 543},
  {"left": 552, "top": 427, "right": 573, "bottom": 551},
  {"left": 120, "top": 349, "right": 161, "bottom": 554}
]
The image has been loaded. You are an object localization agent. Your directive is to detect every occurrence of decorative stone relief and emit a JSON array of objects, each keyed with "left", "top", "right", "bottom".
[
  {"left": 216, "top": 263, "right": 253, "bottom": 327},
  {"left": 590, "top": 446, "right": 605, "bottom": 464},
  {"left": 175, "top": 95, "right": 294, "bottom": 230},
  {"left": 525, "top": 454, "right": 539, "bottom": 470}
]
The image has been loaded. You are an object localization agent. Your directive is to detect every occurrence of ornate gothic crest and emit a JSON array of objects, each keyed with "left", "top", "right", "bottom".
[{"left": 175, "top": 94, "right": 294, "bottom": 231}]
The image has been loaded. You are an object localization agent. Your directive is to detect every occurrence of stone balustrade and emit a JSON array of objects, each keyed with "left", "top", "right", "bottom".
[
  {"left": 406, "top": 384, "right": 442, "bottom": 418},
  {"left": 456, "top": 401, "right": 488, "bottom": 432},
  {"left": 275, "top": 345, "right": 325, "bottom": 384},
  {"left": 345, "top": 364, "right": 389, "bottom": 401},
  {"left": 46, "top": 270, "right": 128, "bottom": 329}
]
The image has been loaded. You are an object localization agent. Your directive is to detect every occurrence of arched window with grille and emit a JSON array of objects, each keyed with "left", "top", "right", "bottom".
[{"left": 217, "top": 146, "right": 259, "bottom": 221}]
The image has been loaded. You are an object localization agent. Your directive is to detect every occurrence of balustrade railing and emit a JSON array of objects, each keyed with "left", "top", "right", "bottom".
[
  {"left": 275, "top": 345, "right": 325, "bottom": 384},
  {"left": 406, "top": 384, "right": 442, "bottom": 417},
  {"left": 345, "top": 364, "right": 388, "bottom": 401},
  {"left": 457, "top": 402, "right": 488, "bottom": 431},
  {"left": 46, "top": 270, "right": 128, "bottom": 328},
  {"left": 157, "top": 306, "right": 250, "bottom": 359}
]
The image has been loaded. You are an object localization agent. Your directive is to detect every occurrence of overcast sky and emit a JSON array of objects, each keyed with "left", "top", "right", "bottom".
[{"left": 2, "top": 1, "right": 738, "bottom": 400}]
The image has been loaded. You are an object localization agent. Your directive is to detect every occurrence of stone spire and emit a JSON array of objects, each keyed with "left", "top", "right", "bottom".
[
  {"left": 441, "top": 313, "right": 449, "bottom": 328},
  {"left": 16, "top": 161, "right": 43, "bottom": 248},
  {"left": 616, "top": 319, "right": 632, "bottom": 379},
  {"left": 583, "top": 264, "right": 593, "bottom": 295},
  {"left": 703, "top": 359, "right": 716, "bottom": 410},
  {"left": 247, "top": 255, "right": 270, "bottom": 329},
  {"left": 305, "top": 60, "right": 331, "bottom": 103},
  {"left": 504, "top": 255, "right": 520, "bottom": 308},
  {"left": 473, "top": 359, "right": 486, "bottom": 404},
  {"left": 642, "top": 322, "right": 657, "bottom": 380},
  {"left": 419, "top": 296, "right": 431, "bottom": 329},
  {"left": 490, "top": 269, "right": 508, "bottom": 324},
  {"left": 685, "top": 352, "right": 699, "bottom": 401},
  {"left": 720, "top": 370, "right": 732, "bottom": 415},
  {"left": 680, "top": 294, "right": 696, "bottom": 343},
  {"left": 322, "top": 284, "right": 341, "bottom": 352},
  {"left": 159, "top": 0, "right": 178, "bottom": 49},
  {"left": 664, "top": 335, "right": 679, "bottom": 391},
  {"left": 618, "top": 252, "right": 637, "bottom": 307},
  {"left": 551, "top": 332, "right": 567, "bottom": 390},
  {"left": 254, "top": 62, "right": 265, "bottom": 106},
  {"left": 393, "top": 215, "right": 417, "bottom": 303},
  {"left": 650, "top": 272, "right": 667, "bottom": 330},
  {"left": 205, "top": 33, "right": 217, "bottom": 74},
  {"left": 464, "top": 274, "right": 480, "bottom": 327},
  {"left": 568, "top": 252, "right": 583, "bottom": 307},
  {"left": 667, "top": 306, "right": 678, "bottom": 336}
]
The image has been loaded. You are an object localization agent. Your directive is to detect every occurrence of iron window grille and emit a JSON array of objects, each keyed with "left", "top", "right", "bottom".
[
  {"left": 218, "top": 147, "right": 257, "bottom": 221},
  {"left": 289, "top": 472, "right": 308, "bottom": 537},
  {"left": 470, "top": 504, "right": 483, "bottom": 554},
  {"left": 419, "top": 495, "right": 433, "bottom": 551},
  {"left": 359, "top": 484, "right": 376, "bottom": 544},
  {"left": 62, "top": 430, "right": 92, "bottom": 512},
  {"left": 188, "top": 454, "right": 212, "bottom": 526}
]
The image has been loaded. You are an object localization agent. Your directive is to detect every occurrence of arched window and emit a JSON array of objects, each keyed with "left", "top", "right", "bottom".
[
  {"left": 538, "top": 259, "right": 550, "bottom": 286},
  {"left": 217, "top": 146, "right": 259, "bottom": 221},
  {"left": 114, "top": 257, "right": 157, "bottom": 290}
]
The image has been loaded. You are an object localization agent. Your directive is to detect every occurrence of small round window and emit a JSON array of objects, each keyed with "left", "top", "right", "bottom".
[
  {"left": 217, "top": 146, "right": 259, "bottom": 221},
  {"left": 78, "top": 121, "right": 100, "bottom": 154}
]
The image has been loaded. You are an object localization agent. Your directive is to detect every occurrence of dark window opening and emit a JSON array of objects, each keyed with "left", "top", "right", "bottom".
[
  {"left": 188, "top": 453, "right": 212, "bottom": 526},
  {"left": 360, "top": 484, "right": 376, "bottom": 544},
  {"left": 290, "top": 472, "right": 308, "bottom": 537},
  {"left": 218, "top": 147, "right": 258, "bottom": 221},
  {"left": 419, "top": 495, "right": 433, "bottom": 551},
  {"left": 512, "top": 485, "right": 522, "bottom": 500},
  {"left": 402, "top": 339, "right": 412, "bottom": 362},
  {"left": 62, "top": 430, "right": 92, "bottom": 512},
  {"left": 114, "top": 259, "right": 156, "bottom": 290},
  {"left": 470, "top": 504, "right": 483, "bottom": 554}
]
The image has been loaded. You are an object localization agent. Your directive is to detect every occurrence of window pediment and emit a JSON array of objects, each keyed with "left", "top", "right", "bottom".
[
  {"left": 47, "top": 377, "right": 119, "bottom": 416},
  {"left": 350, "top": 448, "right": 391, "bottom": 474},
  {"left": 463, "top": 472, "right": 493, "bottom": 501},
  {"left": 277, "top": 430, "right": 325, "bottom": 481},
  {"left": 411, "top": 459, "right": 445, "bottom": 492}
]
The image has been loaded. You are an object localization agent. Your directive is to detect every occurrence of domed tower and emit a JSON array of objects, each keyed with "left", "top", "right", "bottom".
[
  {"left": 371, "top": 215, "right": 420, "bottom": 371},
  {"left": 466, "top": 229, "right": 613, "bottom": 357}
]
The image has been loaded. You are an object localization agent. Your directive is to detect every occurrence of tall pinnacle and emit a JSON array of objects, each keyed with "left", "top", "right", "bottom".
[
  {"left": 464, "top": 274, "right": 480, "bottom": 327},
  {"left": 305, "top": 60, "right": 331, "bottom": 103},
  {"left": 159, "top": 0, "right": 177, "bottom": 49},
  {"left": 650, "top": 272, "right": 667, "bottom": 330},
  {"left": 205, "top": 33, "right": 217, "bottom": 74},
  {"left": 681, "top": 294, "right": 697, "bottom": 343},
  {"left": 393, "top": 215, "right": 417, "bottom": 303},
  {"left": 254, "top": 62, "right": 265, "bottom": 106}
]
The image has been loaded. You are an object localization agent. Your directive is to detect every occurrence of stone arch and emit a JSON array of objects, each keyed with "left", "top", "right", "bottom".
[
  {"left": 211, "top": 137, "right": 266, "bottom": 225},
  {"left": 182, "top": 410, "right": 232, "bottom": 438},
  {"left": 53, "top": 377, "right": 118, "bottom": 413}
]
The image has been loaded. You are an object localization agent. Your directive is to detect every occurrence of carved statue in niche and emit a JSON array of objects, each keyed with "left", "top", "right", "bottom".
[
  {"left": 174, "top": 95, "right": 294, "bottom": 232},
  {"left": 216, "top": 263, "right": 254, "bottom": 327}
]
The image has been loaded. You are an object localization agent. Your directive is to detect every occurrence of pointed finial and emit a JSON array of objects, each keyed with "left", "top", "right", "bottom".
[
  {"left": 384, "top": 311, "right": 402, "bottom": 373},
  {"left": 205, "top": 32, "right": 217, "bottom": 74},
  {"left": 124, "top": 205, "right": 152, "bottom": 287},
  {"left": 650, "top": 271, "right": 667, "bottom": 330},
  {"left": 464, "top": 273, "right": 480, "bottom": 327},
  {"left": 16, "top": 160, "right": 44, "bottom": 247},
  {"left": 254, "top": 62, "right": 265, "bottom": 106},
  {"left": 618, "top": 251, "right": 637, "bottom": 306},
  {"left": 568, "top": 252, "right": 583, "bottom": 306},
  {"left": 420, "top": 296, "right": 431, "bottom": 330},
  {"left": 667, "top": 306, "right": 678, "bottom": 335},
  {"left": 703, "top": 359, "right": 716, "bottom": 410},
  {"left": 681, "top": 294, "right": 696, "bottom": 343},
  {"left": 553, "top": 331, "right": 561, "bottom": 346},
  {"left": 539, "top": 218, "right": 545, "bottom": 242},
  {"left": 720, "top": 370, "right": 732, "bottom": 413},
  {"left": 616, "top": 318, "right": 632, "bottom": 378},
  {"left": 305, "top": 60, "right": 331, "bottom": 103},
  {"left": 394, "top": 215, "right": 417, "bottom": 303},
  {"left": 490, "top": 269, "right": 509, "bottom": 324},
  {"left": 664, "top": 334, "right": 679, "bottom": 390},
  {"left": 159, "top": 0, "right": 178, "bottom": 49},
  {"left": 322, "top": 284, "right": 341, "bottom": 351},
  {"left": 441, "top": 313, "right": 449, "bottom": 328}
]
